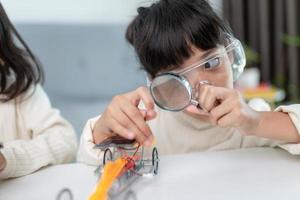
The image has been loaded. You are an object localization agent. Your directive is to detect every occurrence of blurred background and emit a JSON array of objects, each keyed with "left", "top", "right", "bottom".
[
  {"left": 223, "top": 0, "right": 300, "bottom": 109},
  {"left": 1, "top": 0, "right": 299, "bottom": 137}
]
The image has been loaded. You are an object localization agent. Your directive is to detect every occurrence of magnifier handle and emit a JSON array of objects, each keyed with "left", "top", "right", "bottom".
[{"left": 190, "top": 99, "right": 208, "bottom": 113}]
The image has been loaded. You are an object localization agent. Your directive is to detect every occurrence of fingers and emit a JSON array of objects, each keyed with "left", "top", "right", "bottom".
[
  {"left": 130, "top": 87, "right": 157, "bottom": 120},
  {"left": 197, "top": 84, "right": 235, "bottom": 112},
  {"left": 197, "top": 85, "right": 249, "bottom": 129},
  {"left": 140, "top": 109, "right": 157, "bottom": 121},
  {"left": 108, "top": 115, "right": 135, "bottom": 139},
  {"left": 119, "top": 100, "right": 153, "bottom": 141},
  {"left": 209, "top": 98, "right": 234, "bottom": 125},
  {"left": 98, "top": 87, "right": 156, "bottom": 146},
  {"left": 215, "top": 109, "right": 241, "bottom": 128},
  {"left": 130, "top": 87, "right": 155, "bottom": 111},
  {"left": 193, "top": 84, "right": 248, "bottom": 129},
  {"left": 95, "top": 86, "right": 159, "bottom": 146},
  {"left": 108, "top": 110, "right": 152, "bottom": 145}
]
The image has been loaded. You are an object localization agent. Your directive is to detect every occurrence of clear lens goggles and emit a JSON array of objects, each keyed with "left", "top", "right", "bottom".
[{"left": 149, "top": 36, "right": 245, "bottom": 112}]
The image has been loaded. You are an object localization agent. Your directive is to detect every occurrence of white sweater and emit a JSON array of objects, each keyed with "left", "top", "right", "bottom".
[
  {"left": 0, "top": 85, "right": 77, "bottom": 179},
  {"left": 77, "top": 103, "right": 300, "bottom": 166}
]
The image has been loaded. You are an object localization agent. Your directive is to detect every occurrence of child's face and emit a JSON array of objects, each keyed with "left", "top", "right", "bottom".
[
  {"left": 149, "top": 44, "right": 236, "bottom": 116},
  {"left": 177, "top": 45, "right": 234, "bottom": 117}
]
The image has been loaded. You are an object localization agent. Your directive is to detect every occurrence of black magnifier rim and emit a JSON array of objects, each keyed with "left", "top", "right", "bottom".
[{"left": 150, "top": 72, "right": 192, "bottom": 112}]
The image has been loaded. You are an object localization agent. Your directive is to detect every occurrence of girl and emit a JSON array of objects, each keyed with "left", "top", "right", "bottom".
[
  {"left": 0, "top": 3, "right": 77, "bottom": 179},
  {"left": 77, "top": 0, "right": 300, "bottom": 165}
]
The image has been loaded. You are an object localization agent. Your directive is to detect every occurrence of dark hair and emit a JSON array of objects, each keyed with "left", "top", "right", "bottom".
[
  {"left": 126, "top": 0, "right": 231, "bottom": 78},
  {"left": 0, "top": 3, "right": 43, "bottom": 102}
]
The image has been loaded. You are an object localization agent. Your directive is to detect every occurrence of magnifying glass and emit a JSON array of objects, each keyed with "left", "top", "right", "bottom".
[{"left": 149, "top": 72, "right": 208, "bottom": 112}]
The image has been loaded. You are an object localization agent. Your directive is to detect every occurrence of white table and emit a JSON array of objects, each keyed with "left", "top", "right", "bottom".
[{"left": 1, "top": 147, "right": 300, "bottom": 200}]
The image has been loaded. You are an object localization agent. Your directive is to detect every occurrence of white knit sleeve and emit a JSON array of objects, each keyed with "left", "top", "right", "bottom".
[{"left": 0, "top": 85, "right": 77, "bottom": 179}]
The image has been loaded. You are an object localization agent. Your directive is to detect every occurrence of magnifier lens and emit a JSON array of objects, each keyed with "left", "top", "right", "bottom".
[{"left": 150, "top": 74, "right": 191, "bottom": 111}]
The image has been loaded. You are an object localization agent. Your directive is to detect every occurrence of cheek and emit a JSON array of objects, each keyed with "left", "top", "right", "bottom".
[{"left": 207, "top": 63, "right": 233, "bottom": 88}]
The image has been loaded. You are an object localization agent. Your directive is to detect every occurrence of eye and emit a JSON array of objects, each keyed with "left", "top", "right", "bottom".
[{"left": 204, "top": 57, "right": 221, "bottom": 70}]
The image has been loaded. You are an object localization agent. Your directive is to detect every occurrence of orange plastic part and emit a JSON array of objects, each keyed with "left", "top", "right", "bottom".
[{"left": 89, "top": 158, "right": 127, "bottom": 200}]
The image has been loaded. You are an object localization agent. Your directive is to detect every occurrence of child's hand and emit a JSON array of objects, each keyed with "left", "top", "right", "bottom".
[
  {"left": 186, "top": 85, "right": 260, "bottom": 135},
  {"left": 93, "top": 87, "right": 157, "bottom": 146}
]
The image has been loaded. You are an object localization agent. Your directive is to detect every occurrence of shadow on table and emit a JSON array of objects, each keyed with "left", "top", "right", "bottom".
[{"left": 111, "top": 189, "right": 138, "bottom": 200}]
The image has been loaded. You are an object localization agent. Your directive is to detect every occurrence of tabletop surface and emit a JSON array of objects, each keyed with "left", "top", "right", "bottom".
[{"left": 1, "top": 147, "right": 300, "bottom": 200}]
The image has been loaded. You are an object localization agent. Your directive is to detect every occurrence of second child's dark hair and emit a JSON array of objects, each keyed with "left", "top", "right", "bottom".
[
  {"left": 126, "top": 0, "right": 231, "bottom": 78},
  {"left": 0, "top": 3, "right": 43, "bottom": 102}
]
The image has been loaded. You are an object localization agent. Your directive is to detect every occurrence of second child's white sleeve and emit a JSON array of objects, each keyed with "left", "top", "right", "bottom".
[{"left": 0, "top": 85, "right": 77, "bottom": 180}]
